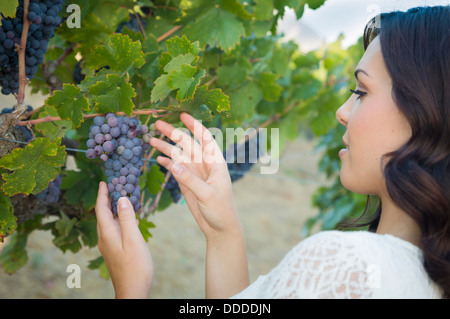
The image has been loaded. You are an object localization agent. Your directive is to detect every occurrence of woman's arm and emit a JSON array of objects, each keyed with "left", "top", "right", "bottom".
[{"left": 151, "top": 112, "right": 249, "bottom": 298}]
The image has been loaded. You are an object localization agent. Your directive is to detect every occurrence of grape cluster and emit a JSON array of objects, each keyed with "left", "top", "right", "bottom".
[
  {"left": 35, "top": 175, "right": 62, "bottom": 202},
  {"left": 86, "top": 113, "right": 152, "bottom": 214},
  {"left": 115, "top": 8, "right": 149, "bottom": 33},
  {"left": 1, "top": 105, "right": 34, "bottom": 142},
  {"left": 0, "top": 0, "right": 63, "bottom": 95},
  {"left": 226, "top": 133, "right": 262, "bottom": 183}
]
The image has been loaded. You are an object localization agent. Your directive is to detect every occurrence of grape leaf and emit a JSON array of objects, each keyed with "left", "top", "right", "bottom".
[
  {"left": 78, "top": 218, "right": 98, "bottom": 247},
  {"left": 253, "top": 0, "right": 274, "bottom": 20},
  {"left": 0, "top": 138, "right": 66, "bottom": 196},
  {"left": 0, "top": 192, "right": 16, "bottom": 240},
  {"left": 138, "top": 217, "right": 155, "bottom": 242},
  {"left": 163, "top": 53, "right": 197, "bottom": 73},
  {"left": 86, "top": 33, "right": 146, "bottom": 73},
  {"left": 89, "top": 73, "right": 136, "bottom": 115},
  {"left": 219, "top": 0, "right": 252, "bottom": 20},
  {"left": 46, "top": 84, "right": 90, "bottom": 128},
  {"left": 307, "top": 0, "right": 326, "bottom": 10},
  {"left": 165, "top": 35, "right": 201, "bottom": 58},
  {"left": 228, "top": 81, "right": 263, "bottom": 122},
  {"left": 182, "top": 6, "right": 246, "bottom": 51},
  {"left": 167, "top": 65, "right": 206, "bottom": 100},
  {"left": 216, "top": 56, "right": 252, "bottom": 86},
  {"left": 61, "top": 154, "right": 104, "bottom": 210},
  {"left": 255, "top": 72, "right": 282, "bottom": 102},
  {"left": 35, "top": 106, "right": 73, "bottom": 139},
  {"left": 151, "top": 74, "right": 172, "bottom": 103},
  {"left": 146, "top": 164, "right": 166, "bottom": 194},
  {"left": 0, "top": 0, "right": 18, "bottom": 19},
  {"left": 0, "top": 231, "right": 28, "bottom": 274}
]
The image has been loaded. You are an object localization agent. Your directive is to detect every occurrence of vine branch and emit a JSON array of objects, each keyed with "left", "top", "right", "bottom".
[
  {"left": 16, "top": 0, "right": 30, "bottom": 106},
  {"left": 15, "top": 109, "right": 172, "bottom": 126}
]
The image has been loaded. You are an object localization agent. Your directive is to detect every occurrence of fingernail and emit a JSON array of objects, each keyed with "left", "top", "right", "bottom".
[
  {"left": 172, "top": 162, "right": 183, "bottom": 175},
  {"left": 119, "top": 197, "right": 128, "bottom": 209}
]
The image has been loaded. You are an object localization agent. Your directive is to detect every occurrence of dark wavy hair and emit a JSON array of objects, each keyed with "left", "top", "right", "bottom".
[{"left": 342, "top": 6, "right": 450, "bottom": 298}]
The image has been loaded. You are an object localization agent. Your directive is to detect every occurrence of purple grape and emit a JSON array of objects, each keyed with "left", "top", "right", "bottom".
[
  {"left": 105, "top": 159, "right": 113, "bottom": 169},
  {"left": 110, "top": 127, "right": 121, "bottom": 138},
  {"left": 126, "top": 174, "right": 137, "bottom": 185},
  {"left": 103, "top": 141, "right": 115, "bottom": 153},
  {"left": 129, "top": 196, "right": 138, "bottom": 206},
  {"left": 101, "top": 124, "right": 110, "bottom": 134},
  {"left": 127, "top": 130, "right": 137, "bottom": 139},
  {"left": 124, "top": 183, "right": 135, "bottom": 194},
  {"left": 120, "top": 167, "right": 128, "bottom": 176},
  {"left": 107, "top": 183, "right": 115, "bottom": 192},
  {"left": 94, "top": 116, "right": 105, "bottom": 126},
  {"left": 94, "top": 145, "right": 103, "bottom": 155},
  {"left": 107, "top": 117, "right": 119, "bottom": 128},
  {"left": 86, "top": 139, "right": 96, "bottom": 148},
  {"left": 124, "top": 140, "right": 134, "bottom": 149},
  {"left": 100, "top": 154, "right": 108, "bottom": 161},
  {"left": 95, "top": 133, "right": 105, "bottom": 144},
  {"left": 122, "top": 149, "right": 133, "bottom": 160},
  {"left": 132, "top": 146, "right": 142, "bottom": 156},
  {"left": 129, "top": 167, "right": 140, "bottom": 177},
  {"left": 91, "top": 125, "right": 101, "bottom": 136}
]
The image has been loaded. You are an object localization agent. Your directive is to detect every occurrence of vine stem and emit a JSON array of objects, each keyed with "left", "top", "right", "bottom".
[
  {"left": 15, "top": 109, "right": 172, "bottom": 126},
  {"left": 157, "top": 25, "right": 182, "bottom": 43},
  {"left": 16, "top": 0, "right": 31, "bottom": 106}
]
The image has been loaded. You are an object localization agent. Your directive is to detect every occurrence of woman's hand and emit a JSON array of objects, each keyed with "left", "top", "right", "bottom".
[
  {"left": 150, "top": 112, "right": 249, "bottom": 298},
  {"left": 95, "top": 181, "right": 153, "bottom": 299},
  {"left": 150, "top": 112, "right": 241, "bottom": 239}
]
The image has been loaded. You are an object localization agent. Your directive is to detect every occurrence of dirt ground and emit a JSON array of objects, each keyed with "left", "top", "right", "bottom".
[{"left": 0, "top": 91, "right": 326, "bottom": 298}]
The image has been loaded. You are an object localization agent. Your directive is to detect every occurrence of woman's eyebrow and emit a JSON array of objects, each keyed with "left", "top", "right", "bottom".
[{"left": 354, "top": 69, "right": 370, "bottom": 80}]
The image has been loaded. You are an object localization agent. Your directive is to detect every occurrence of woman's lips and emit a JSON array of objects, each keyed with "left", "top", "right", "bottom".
[{"left": 339, "top": 137, "right": 349, "bottom": 158}]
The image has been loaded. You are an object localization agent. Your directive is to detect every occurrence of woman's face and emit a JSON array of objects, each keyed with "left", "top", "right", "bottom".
[{"left": 335, "top": 36, "right": 412, "bottom": 196}]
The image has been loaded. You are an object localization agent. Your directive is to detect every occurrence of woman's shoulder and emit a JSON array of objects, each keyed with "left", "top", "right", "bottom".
[{"left": 297, "top": 230, "right": 421, "bottom": 256}]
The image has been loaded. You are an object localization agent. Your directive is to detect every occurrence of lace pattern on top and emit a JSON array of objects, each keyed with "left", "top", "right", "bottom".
[{"left": 231, "top": 231, "right": 442, "bottom": 299}]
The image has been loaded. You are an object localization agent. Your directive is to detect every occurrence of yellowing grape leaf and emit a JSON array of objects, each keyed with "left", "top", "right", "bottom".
[
  {"left": 0, "top": 193, "right": 16, "bottom": 240},
  {"left": 0, "top": 0, "right": 18, "bottom": 19},
  {"left": 0, "top": 138, "right": 66, "bottom": 196}
]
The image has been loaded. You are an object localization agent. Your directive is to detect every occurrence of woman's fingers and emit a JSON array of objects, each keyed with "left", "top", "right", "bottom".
[
  {"left": 149, "top": 138, "right": 187, "bottom": 162},
  {"left": 181, "top": 113, "right": 226, "bottom": 166},
  {"left": 154, "top": 112, "right": 225, "bottom": 168},
  {"left": 154, "top": 116, "right": 203, "bottom": 160},
  {"left": 95, "top": 182, "right": 114, "bottom": 229}
]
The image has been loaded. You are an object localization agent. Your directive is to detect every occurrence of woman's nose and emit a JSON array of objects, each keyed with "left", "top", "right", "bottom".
[{"left": 336, "top": 99, "right": 351, "bottom": 127}]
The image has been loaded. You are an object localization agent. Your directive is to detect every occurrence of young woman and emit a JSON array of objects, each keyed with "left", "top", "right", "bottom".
[{"left": 95, "top": 5, "right": 449, "bottom": 299}]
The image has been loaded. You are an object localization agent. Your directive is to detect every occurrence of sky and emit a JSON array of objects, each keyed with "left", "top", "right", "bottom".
[{"left": 277, "top": 0, "right": 450, "bottom": 51}]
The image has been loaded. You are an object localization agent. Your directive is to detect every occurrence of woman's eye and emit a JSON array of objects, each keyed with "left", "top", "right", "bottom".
[{"left": 349, "top": 88, "right": 367, "bottom": 100}]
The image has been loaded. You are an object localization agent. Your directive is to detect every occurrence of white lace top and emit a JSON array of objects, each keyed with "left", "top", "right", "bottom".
[{"left": 231, "top": 230, "right": 443, "bottom": 299}]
